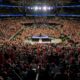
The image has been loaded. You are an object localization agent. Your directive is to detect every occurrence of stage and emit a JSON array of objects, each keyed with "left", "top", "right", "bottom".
[{"left": 24, "top": 35, "right": 62, "bottom": 45}]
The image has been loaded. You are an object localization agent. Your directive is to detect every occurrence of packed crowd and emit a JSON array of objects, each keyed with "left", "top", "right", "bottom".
[
  {"left": 63, "top": 20, "right": 80, "bottom": 43},
  {"left": 15, "top": 19, "right": 80, "bottom": 46},
  {"left": 15, "top": 25, "right": 60, "bottom": 42},
  {"left": 0, "top": 18, "right": 80, "bottom": 80},
  {"left": 0, "top": 18, "right": 22, "bottom": 40},
  {"left": 0, "top": 43, "right": 80, "bottom": 80},
  {"left": 0, "top": 18, "right": 80, "bottom": 43}
]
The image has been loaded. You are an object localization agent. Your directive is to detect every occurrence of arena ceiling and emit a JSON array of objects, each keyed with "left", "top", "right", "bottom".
[
  {"left": 0, "top": 0, "right": 80, "bottom": 17},
  {"left": 1, "top": 0, "right": 79, "bottom": 5}
]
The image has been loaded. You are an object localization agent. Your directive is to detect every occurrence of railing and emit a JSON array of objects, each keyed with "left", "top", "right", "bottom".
[
  {"left": 0, "top": 14, "right": 80, "bottom": 17},
  {"left": 0, "top": 4, "right": 80, "bottom": 8}
]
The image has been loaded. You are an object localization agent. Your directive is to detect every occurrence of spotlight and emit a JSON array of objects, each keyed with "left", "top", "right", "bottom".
[
  {"left": 47, "top": 7, "right": 51, "bottom": 10},
  {"left": 32, "top": 5, "right": 52, "bottom": 12},
  {"left": 30, "top": 7, "right": 33, "bottom": 10},
  {"left": 42, "top": 6, "right": 47, "bottom": 11},
  {"left": 38, "top": 6, "right": 41, "bottom": 10},
  {"left": 34, "top": 6, "right": 39, "bottom": 11}
]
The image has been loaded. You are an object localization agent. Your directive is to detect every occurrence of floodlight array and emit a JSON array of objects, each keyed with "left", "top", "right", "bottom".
[
  {"left": 0, "top": 4, "right": 80, "bottom": 17},
  {"left": 31, "top": 6, "right": 53, "bottom": 11}
]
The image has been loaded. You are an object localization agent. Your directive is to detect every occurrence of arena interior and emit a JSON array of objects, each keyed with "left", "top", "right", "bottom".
[{"left": 0, "top": 0, "right": 80, "bottom": 80}]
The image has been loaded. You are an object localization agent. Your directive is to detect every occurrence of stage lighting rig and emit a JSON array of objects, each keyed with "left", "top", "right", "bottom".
[
  {"left": 32, "top": 5, "right": 52, "bottom": 12},
  {"left": 34, "top": 6, "right": 39, "bottom": 11},
  {"left": 42, "top": 6, "right": 47, "bottom": 11}
]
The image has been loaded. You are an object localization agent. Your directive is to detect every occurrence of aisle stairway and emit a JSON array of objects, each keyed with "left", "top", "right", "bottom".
[{"left": 9, "top": 26, "right": 25, "bottom": 40}]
